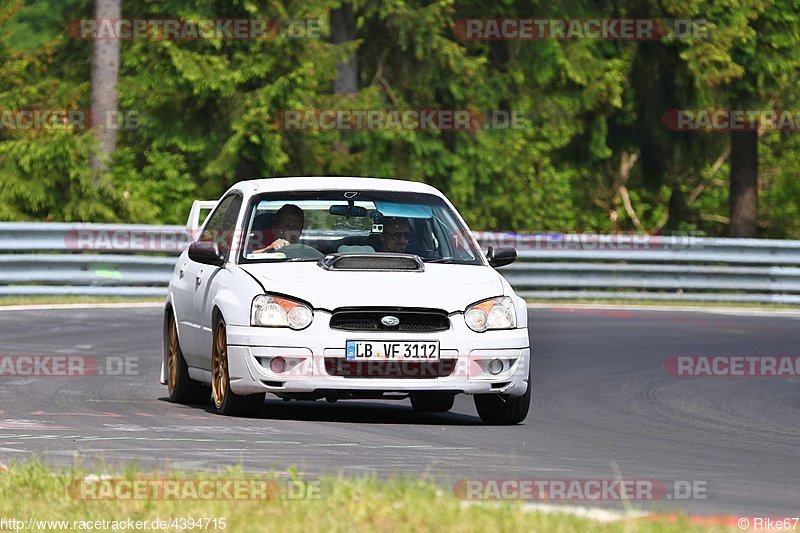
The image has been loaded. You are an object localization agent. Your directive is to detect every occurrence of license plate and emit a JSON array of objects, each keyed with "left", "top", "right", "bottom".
[{"left": 346, "top": 340, "right": 440, "bottom": 361}]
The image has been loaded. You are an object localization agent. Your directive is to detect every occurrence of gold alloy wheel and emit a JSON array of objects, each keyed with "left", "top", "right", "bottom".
[
  {"left": 212, "top": 322, "right": 228, "bottom": 409},
  {"left": 167, "top": 317, "right": 179, "bottom": 395}
]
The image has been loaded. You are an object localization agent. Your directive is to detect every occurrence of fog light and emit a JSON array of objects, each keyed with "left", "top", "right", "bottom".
[
  {"left": 487, "top": 358, "right": 503, "bottom": 375},
  {"left": 270, "top": 357, "right": 287, "bottom": 373}
]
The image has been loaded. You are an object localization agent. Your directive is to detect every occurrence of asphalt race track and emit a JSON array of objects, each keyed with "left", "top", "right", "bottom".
[{"left": 1, "top": 306, "right": 798, "bottom": 517}]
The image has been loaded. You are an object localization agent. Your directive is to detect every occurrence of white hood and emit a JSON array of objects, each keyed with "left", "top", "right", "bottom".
[{"left": 239, "top": 262, "right": 504, "bottom": 312}]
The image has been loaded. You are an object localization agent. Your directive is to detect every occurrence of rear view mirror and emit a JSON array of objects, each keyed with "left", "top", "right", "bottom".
[
  {"left": 330, "top": 205, "right": 368, "bottom": 217},
  {"left": 487, "top": 246, "right": 516, "bottom": 268}
]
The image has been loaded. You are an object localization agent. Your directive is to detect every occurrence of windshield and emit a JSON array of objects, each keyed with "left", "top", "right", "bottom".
[{"left": 239, "top": 190, "right": 483, "bottom": 265}]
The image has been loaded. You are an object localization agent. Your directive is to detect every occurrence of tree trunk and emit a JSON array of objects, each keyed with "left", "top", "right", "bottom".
[
  {"left": 728, "top": 130, "right": 758, "bottom": 237},
  {"left": 89, "top": 0, "right": 121, "bottom": 185},
  {"left": 330, "top": 3, "right": 358, "bottom": 94}
]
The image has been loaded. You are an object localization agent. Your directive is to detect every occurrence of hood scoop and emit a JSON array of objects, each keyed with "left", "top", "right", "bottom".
[{"left": 318, "top": 253, "right": 425, "bottom": 272}]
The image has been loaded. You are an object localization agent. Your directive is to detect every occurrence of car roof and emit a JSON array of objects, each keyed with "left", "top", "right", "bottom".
[{"left": 232, "top": 177, "right": 445, "bottom": 197}]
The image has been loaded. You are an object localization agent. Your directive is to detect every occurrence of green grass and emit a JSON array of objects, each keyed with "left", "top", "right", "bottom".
[
  {"left": 0, "top": 296, "right": 163, "bottom": 307},
  {"left": 0, "top": 461, "right": 737, "bottom": 532}
]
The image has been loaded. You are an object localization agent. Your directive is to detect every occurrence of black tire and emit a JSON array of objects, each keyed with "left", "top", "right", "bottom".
[
  {"left": 410, "top": 393, "right": 456, "bottom": 413},
  {"left": 167, "top": 311, "right": 210, "bottom": 405},
  {"left": 211, "top": 318, "right": 265, "bottom": 417},
  {"left": 474, "top": 368, "right": 531, "bottom": 425}
]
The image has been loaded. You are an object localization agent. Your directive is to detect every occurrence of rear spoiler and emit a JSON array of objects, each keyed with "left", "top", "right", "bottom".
[{"left": 186, "top": 200, "right": 218, "bottom": 233}]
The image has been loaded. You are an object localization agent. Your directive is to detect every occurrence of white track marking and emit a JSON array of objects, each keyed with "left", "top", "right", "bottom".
[{"left": 461, "top": 500, "right": 648, "bottom": 522}]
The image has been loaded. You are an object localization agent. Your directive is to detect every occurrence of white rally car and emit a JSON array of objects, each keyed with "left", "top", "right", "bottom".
[{"left": 161, "top": 177, "right": 531, "bottom": 424}]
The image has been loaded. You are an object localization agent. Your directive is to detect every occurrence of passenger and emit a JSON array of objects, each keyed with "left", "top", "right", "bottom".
[
  {"left": 252, "top": 204, "right": 304, "bottom": 253},
  {"left": 379, "top": 217, "right": 412, "bottom": 253}
]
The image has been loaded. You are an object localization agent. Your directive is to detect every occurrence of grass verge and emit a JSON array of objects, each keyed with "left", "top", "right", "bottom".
[{"left": 0, "top": 461, "right": 738, "bottom": 532}]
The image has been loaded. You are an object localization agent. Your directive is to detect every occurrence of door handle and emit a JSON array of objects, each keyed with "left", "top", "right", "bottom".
[
  {"left": 179, "top": 262, "right": 187, "bottom": 279},
  {"left": 195, "top": 269, "right": 204, "bottom": 286}
]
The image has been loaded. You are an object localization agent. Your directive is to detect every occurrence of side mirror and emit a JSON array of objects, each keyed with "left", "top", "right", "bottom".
[
  {"left": 487, "top": 246, "right": 516, "bottom": 268},
  {"left": 188, "top": 241, "right": 225, "bottom": 267}
]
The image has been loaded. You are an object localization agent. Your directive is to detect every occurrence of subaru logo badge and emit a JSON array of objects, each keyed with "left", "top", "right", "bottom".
[{"left": 381, "top": 315, "right": 400, "bottom": 327}]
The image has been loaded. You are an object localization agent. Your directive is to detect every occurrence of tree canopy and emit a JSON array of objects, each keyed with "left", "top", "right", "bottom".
[{"left": 1, "top": 0, "right": 798, "bottom": 237}]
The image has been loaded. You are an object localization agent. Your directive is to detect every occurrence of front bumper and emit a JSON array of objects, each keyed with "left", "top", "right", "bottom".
[{"left": 225, "top": 311, "right": 530, "bottom": 397}]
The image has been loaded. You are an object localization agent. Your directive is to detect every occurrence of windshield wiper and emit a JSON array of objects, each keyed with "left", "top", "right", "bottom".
[{"left": 424, "top": 257, "right": 457, "bottom": 263}]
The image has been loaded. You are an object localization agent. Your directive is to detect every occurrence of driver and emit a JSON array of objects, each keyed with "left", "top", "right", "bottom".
[
  {"left": 378, "top": 217, "right": 412, "bottom": 253},
  {"left": 253, "top": 204, "right": 304, "bottom": 253}
]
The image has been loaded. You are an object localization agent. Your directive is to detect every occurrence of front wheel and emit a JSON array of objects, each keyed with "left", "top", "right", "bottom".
[
  {"left": 212, "top": 318, "right": 265, "bottom": 417},
  {"left": 474, "top": 369, "right": 531, "bottom": 425}
]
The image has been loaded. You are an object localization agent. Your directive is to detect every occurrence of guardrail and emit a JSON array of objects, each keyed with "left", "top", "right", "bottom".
[{"left": 1, "top": 223, "right": 799, "bottom": 304}]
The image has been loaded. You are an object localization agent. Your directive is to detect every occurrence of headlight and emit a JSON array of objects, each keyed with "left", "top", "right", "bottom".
[
  {"left": 464, "top": 296, "right": 516, "bottom": 332},
  {"left": 251, "top": 295, "right": 313, "bottom": 330}
]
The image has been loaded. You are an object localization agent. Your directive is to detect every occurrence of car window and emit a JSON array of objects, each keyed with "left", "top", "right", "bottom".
[
  {"left": 200, "top": 193, "right": 243, "bottom": 258},
  {"left": 239, "top": 191, "right": 482, "bottom": 265}
]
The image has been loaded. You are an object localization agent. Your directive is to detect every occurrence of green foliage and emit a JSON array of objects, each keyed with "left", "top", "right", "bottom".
[
  {"left": 0, "top": 0, "right": 798, "bottom": 236},
  {"left": 0, "top": 460, "right": 726, "bottom": 533}
]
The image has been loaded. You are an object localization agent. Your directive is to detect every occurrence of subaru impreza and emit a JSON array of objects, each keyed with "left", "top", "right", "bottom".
[{"left": 161, "top": 177, "right": 531, "bottom": 424}]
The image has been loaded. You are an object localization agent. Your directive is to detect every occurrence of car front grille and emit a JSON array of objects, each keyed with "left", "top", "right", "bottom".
[
  {"left": 324, "top": 358, "right": 458, "bottom": 379},
  {"left": 329, "top": 309, "right": 450, "bottom": 332}
]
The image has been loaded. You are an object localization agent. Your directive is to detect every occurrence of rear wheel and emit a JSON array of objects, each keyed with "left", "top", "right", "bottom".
[
  {"left": 410, "top": 393, "right": 455, "bottom": 413},
  {"left": 166, "top": 312, "right": 209, "bottom": 404},
  {"left": 211, "top": 318, "right": 265, "bottom": 417},
  {"left": 474, "top": 369, "right": 531, "bottom": 425}
]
